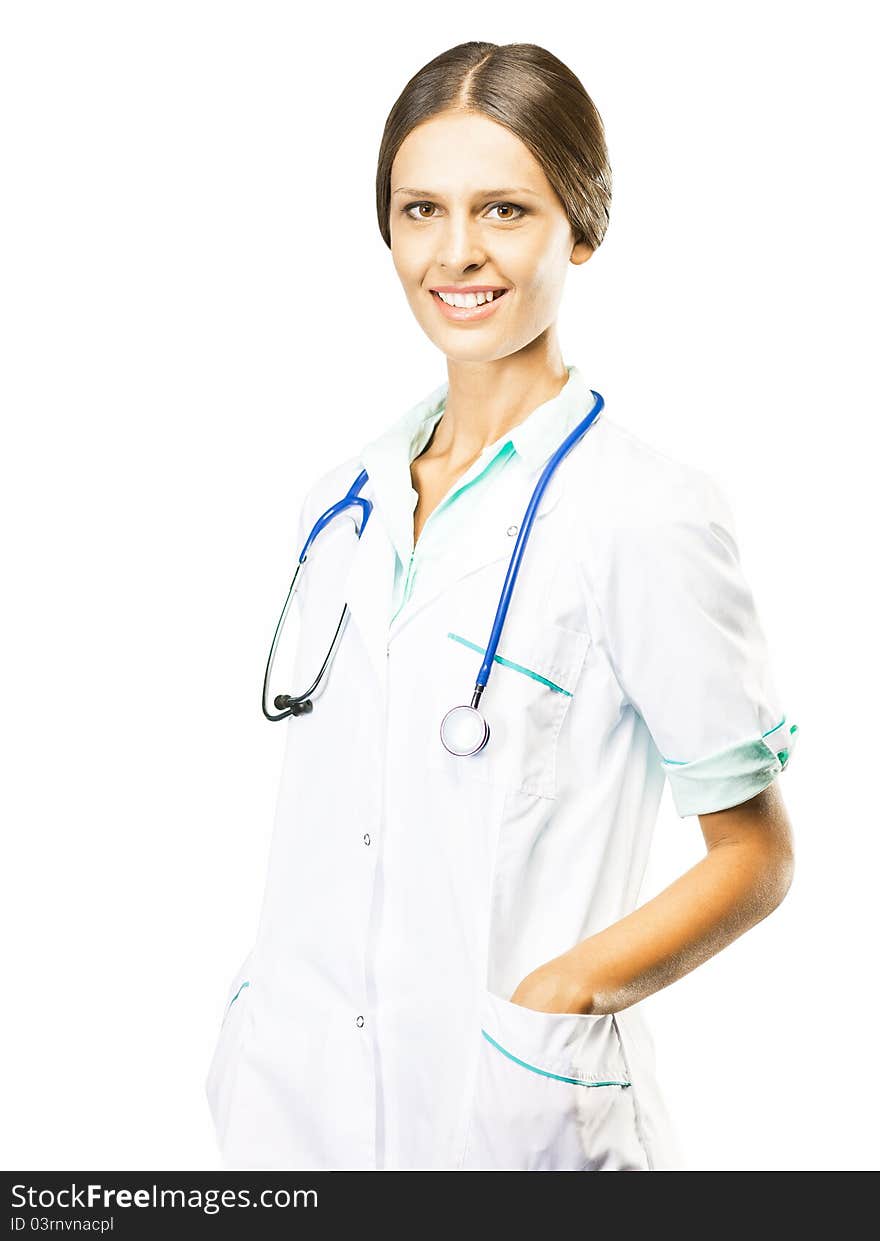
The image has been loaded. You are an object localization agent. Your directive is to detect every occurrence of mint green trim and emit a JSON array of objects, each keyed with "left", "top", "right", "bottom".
[
  {"left": 391, "top": 444, "right": 516, "bottom": 625},
  {"left": 435, "top": 439, "right": 515, "bottom": 517},
  {"left": 662, "top": 716, "right": 789, "bottom": 765},
  {"left": 227, "top": 980, "right": 250, "bottom": 1010},
  {"left": 481, "top": 1029, "right": 630, "bottom": 1087},
  {"left": 409, "top": 440, "right": 515, "bottom": 559},
  {"left": 447, "top": 632, "right": 572, "bottom": 696},
  {"left": 391, "top": 550, "right": 416, "bottom": 626},
  {"left": 661, "top": 727, "right": 800, "bottom": 818}
]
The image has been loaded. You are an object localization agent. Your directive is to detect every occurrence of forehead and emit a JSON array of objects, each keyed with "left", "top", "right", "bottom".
[{"left": 391, "top": 112, "right": 549, "bottom": 197}]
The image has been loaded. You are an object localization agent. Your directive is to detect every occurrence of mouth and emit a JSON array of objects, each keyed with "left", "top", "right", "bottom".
[{"left": 428, "top": 287, "right": 510, "bottom": 323}]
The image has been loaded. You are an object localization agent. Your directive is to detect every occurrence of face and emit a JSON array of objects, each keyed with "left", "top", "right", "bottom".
[{"left": 389, "top": 110, "right": 593, "bottom": 363}]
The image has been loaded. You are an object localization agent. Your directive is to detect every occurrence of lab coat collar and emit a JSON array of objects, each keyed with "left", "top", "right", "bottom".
[
  {"left": 356, "top": 364, "right": 596, "bottom": 570},
  {"left": 507, "top": 364, "right": 596, "bottom": 472},
  {"left": 344, "top": 364, "right": 600, "bottom": 686}
]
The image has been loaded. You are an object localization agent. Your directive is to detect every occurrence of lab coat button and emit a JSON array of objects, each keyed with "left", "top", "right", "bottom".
[
  {"left": 363, "top": 833, "right": 371, "bottom": 846},
  {"left": 507, "top": 524, "right": 519, "bottom": 537},
  {"left": 356, "top": 1015, "right": 365, "bottom": 1028}
]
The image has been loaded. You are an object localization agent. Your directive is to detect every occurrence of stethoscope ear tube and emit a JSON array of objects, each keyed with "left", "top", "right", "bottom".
[
  {"left": 262, "top": 559, "right": 310, "bottom": 721},
  {"left": 262, "top": 472, "right": 373, "bottom": 722},
  {"left": 262, "top": 577, "right": 353, "bottom": 722}
]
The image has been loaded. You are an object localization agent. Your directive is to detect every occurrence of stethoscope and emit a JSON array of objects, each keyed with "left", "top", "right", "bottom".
[{"left": 262, "top": 389, "right": 604, "bottom": 756}]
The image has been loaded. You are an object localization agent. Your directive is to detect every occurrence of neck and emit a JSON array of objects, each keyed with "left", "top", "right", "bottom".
[{"left": 429, "top": 340, "right": 569, "bottom": 471}]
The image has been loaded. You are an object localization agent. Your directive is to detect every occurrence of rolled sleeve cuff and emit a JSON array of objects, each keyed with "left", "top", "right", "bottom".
[{"left": 662, "top": 718, "right": 800, "bottom": 818}]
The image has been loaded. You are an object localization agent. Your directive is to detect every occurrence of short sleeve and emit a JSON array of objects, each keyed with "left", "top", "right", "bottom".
[{"left": 588, "top": 468, "right": 799, "bottom": 817}]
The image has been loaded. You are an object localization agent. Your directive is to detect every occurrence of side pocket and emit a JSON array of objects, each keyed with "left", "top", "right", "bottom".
[
  {"left": 205, "top": 953, "right": 255, "bottom": 1150},
  {"left": 610, "top": 1005, "right": 687, "bottom": 1171},
  {"left": 459, "top": 991, "right": 649, "bottom": 1171},
  {"left": 222, "top": 979, "right": 251, "bottom": 1023}
]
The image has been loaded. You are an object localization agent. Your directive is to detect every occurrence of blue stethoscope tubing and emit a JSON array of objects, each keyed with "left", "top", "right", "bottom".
[
  {"left": 438, "top": 388, "right": 603, "bottom": 754},
  {"left": 264, "top": 389, "right": 604, "bottom": 740},
  {"left": 471, "top": 389, "right": 603, "bottom": 690}
]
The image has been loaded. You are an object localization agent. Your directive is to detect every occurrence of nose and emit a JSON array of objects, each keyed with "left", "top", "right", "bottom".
[{"left": 433, "top": 209, "right": 487, "bottom": 273}]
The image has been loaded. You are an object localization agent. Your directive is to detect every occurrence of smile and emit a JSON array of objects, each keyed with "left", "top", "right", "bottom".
[{"left": 430, "top": 288, "right": 509, "bottom": 322}]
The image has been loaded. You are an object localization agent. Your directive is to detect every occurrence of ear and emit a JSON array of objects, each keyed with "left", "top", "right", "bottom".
[{"left": 570, "top": 239, "right": 595, "bottom": 266}]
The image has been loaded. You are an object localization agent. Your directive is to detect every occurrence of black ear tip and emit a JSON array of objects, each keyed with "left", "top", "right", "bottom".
[{"left": 272, "top": 694, "right": 313, "bottom": 716}]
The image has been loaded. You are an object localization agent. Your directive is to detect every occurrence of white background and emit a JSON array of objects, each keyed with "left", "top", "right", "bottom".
[{"left": 2, "top": 1, "right": 876, "bottom": 1172}]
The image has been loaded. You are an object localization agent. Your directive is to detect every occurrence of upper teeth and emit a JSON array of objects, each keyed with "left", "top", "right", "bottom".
[{"left": 436, "top": 290, "right": 501, "bottom": 307}]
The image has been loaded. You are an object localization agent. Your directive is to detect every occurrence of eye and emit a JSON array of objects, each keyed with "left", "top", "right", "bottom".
[
  {"left": 402, "top": 201, "right": 438, "bottom": 220},
  {"left": 401, "top": 201, "right": 527, "bottom": 222},
  {"left": 486, "top": 202, "right": 526, "bottom": 221}
]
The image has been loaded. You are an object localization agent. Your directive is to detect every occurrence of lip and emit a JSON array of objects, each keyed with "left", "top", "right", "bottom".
[
  {"left": 429, "top": 287, "right": 510, "bottom": 323},
  {"left": 430, "top": 285, "right": 509, "bottom": 293}
]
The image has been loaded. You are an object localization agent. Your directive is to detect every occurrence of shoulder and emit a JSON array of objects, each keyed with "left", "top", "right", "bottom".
[
  {"left": 560, "top": 411, "right": 741, "bottom": 600},
  {"left": 299, "top": 453, "right": 365, "bottom": 527},
  {"left": 566, "top": 409, "right": 735, "bottom": 540}
]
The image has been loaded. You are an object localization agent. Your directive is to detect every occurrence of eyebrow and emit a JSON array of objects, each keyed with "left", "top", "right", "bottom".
[{"left": 391, "top": 186, "right": 537, "bottom": 198}]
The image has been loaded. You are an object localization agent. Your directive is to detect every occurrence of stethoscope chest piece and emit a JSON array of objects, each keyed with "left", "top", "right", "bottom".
[{"left": 440, "top": 704, "right": 490, "bottom": 757}]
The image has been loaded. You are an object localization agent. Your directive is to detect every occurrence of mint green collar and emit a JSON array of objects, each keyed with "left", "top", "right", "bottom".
[
  {"left": 360, "top": 363, "right": 594, "bottom": 475},
  {"left": 358, "top": 364, "right": 597, "bottom": 568}
]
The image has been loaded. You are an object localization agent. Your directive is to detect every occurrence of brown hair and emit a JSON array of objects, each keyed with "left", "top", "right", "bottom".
[{"left": 375, "top": 41, "right": 612, "bottom": 252}]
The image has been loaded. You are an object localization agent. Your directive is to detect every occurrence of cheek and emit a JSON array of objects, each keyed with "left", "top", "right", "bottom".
[
  {"left": 517, "top": 255, "right": 569, "bottom": 320},
  {"left": 507, "top": 278, "right": 562, "bottom": 332},
  {"left": 525, "top": 223, "right": 573, "bottom": 286},
  {"left": 390, "top": 233, "right": 422, "bottom": 282},
  {"left": 396, "top": 257, "right": 435, "bottom": 313}
]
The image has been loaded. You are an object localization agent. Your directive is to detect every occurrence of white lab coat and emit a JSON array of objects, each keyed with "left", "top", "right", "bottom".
[{"left": 205, "top": 384, "right": 796, "bottom": 1171}]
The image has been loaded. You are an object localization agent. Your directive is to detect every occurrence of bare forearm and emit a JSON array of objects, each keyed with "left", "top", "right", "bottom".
[
  {"left": 511, "top": 793, "right": 795, "bottom": 1019},
  {"left": 566, "top": 837, "right": 793, "bottom": 1014}
]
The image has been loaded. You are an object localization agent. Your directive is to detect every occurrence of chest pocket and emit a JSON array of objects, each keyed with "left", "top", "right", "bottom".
[{"left": 428, "top": 620, "right": 592, "bottom": 801}]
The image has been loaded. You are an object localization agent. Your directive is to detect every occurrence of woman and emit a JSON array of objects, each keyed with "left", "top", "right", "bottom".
[{"left": 205, "top": 41, "right": 798, "bottom": 1172}]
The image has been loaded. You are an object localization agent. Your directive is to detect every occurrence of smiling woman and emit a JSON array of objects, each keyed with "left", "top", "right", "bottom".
[
  {"left": 377, "top": 50, "right": 609, "bottom": 371},
  {"left": 205, "top": 40, "right": 798, "bottom": 1175}
]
